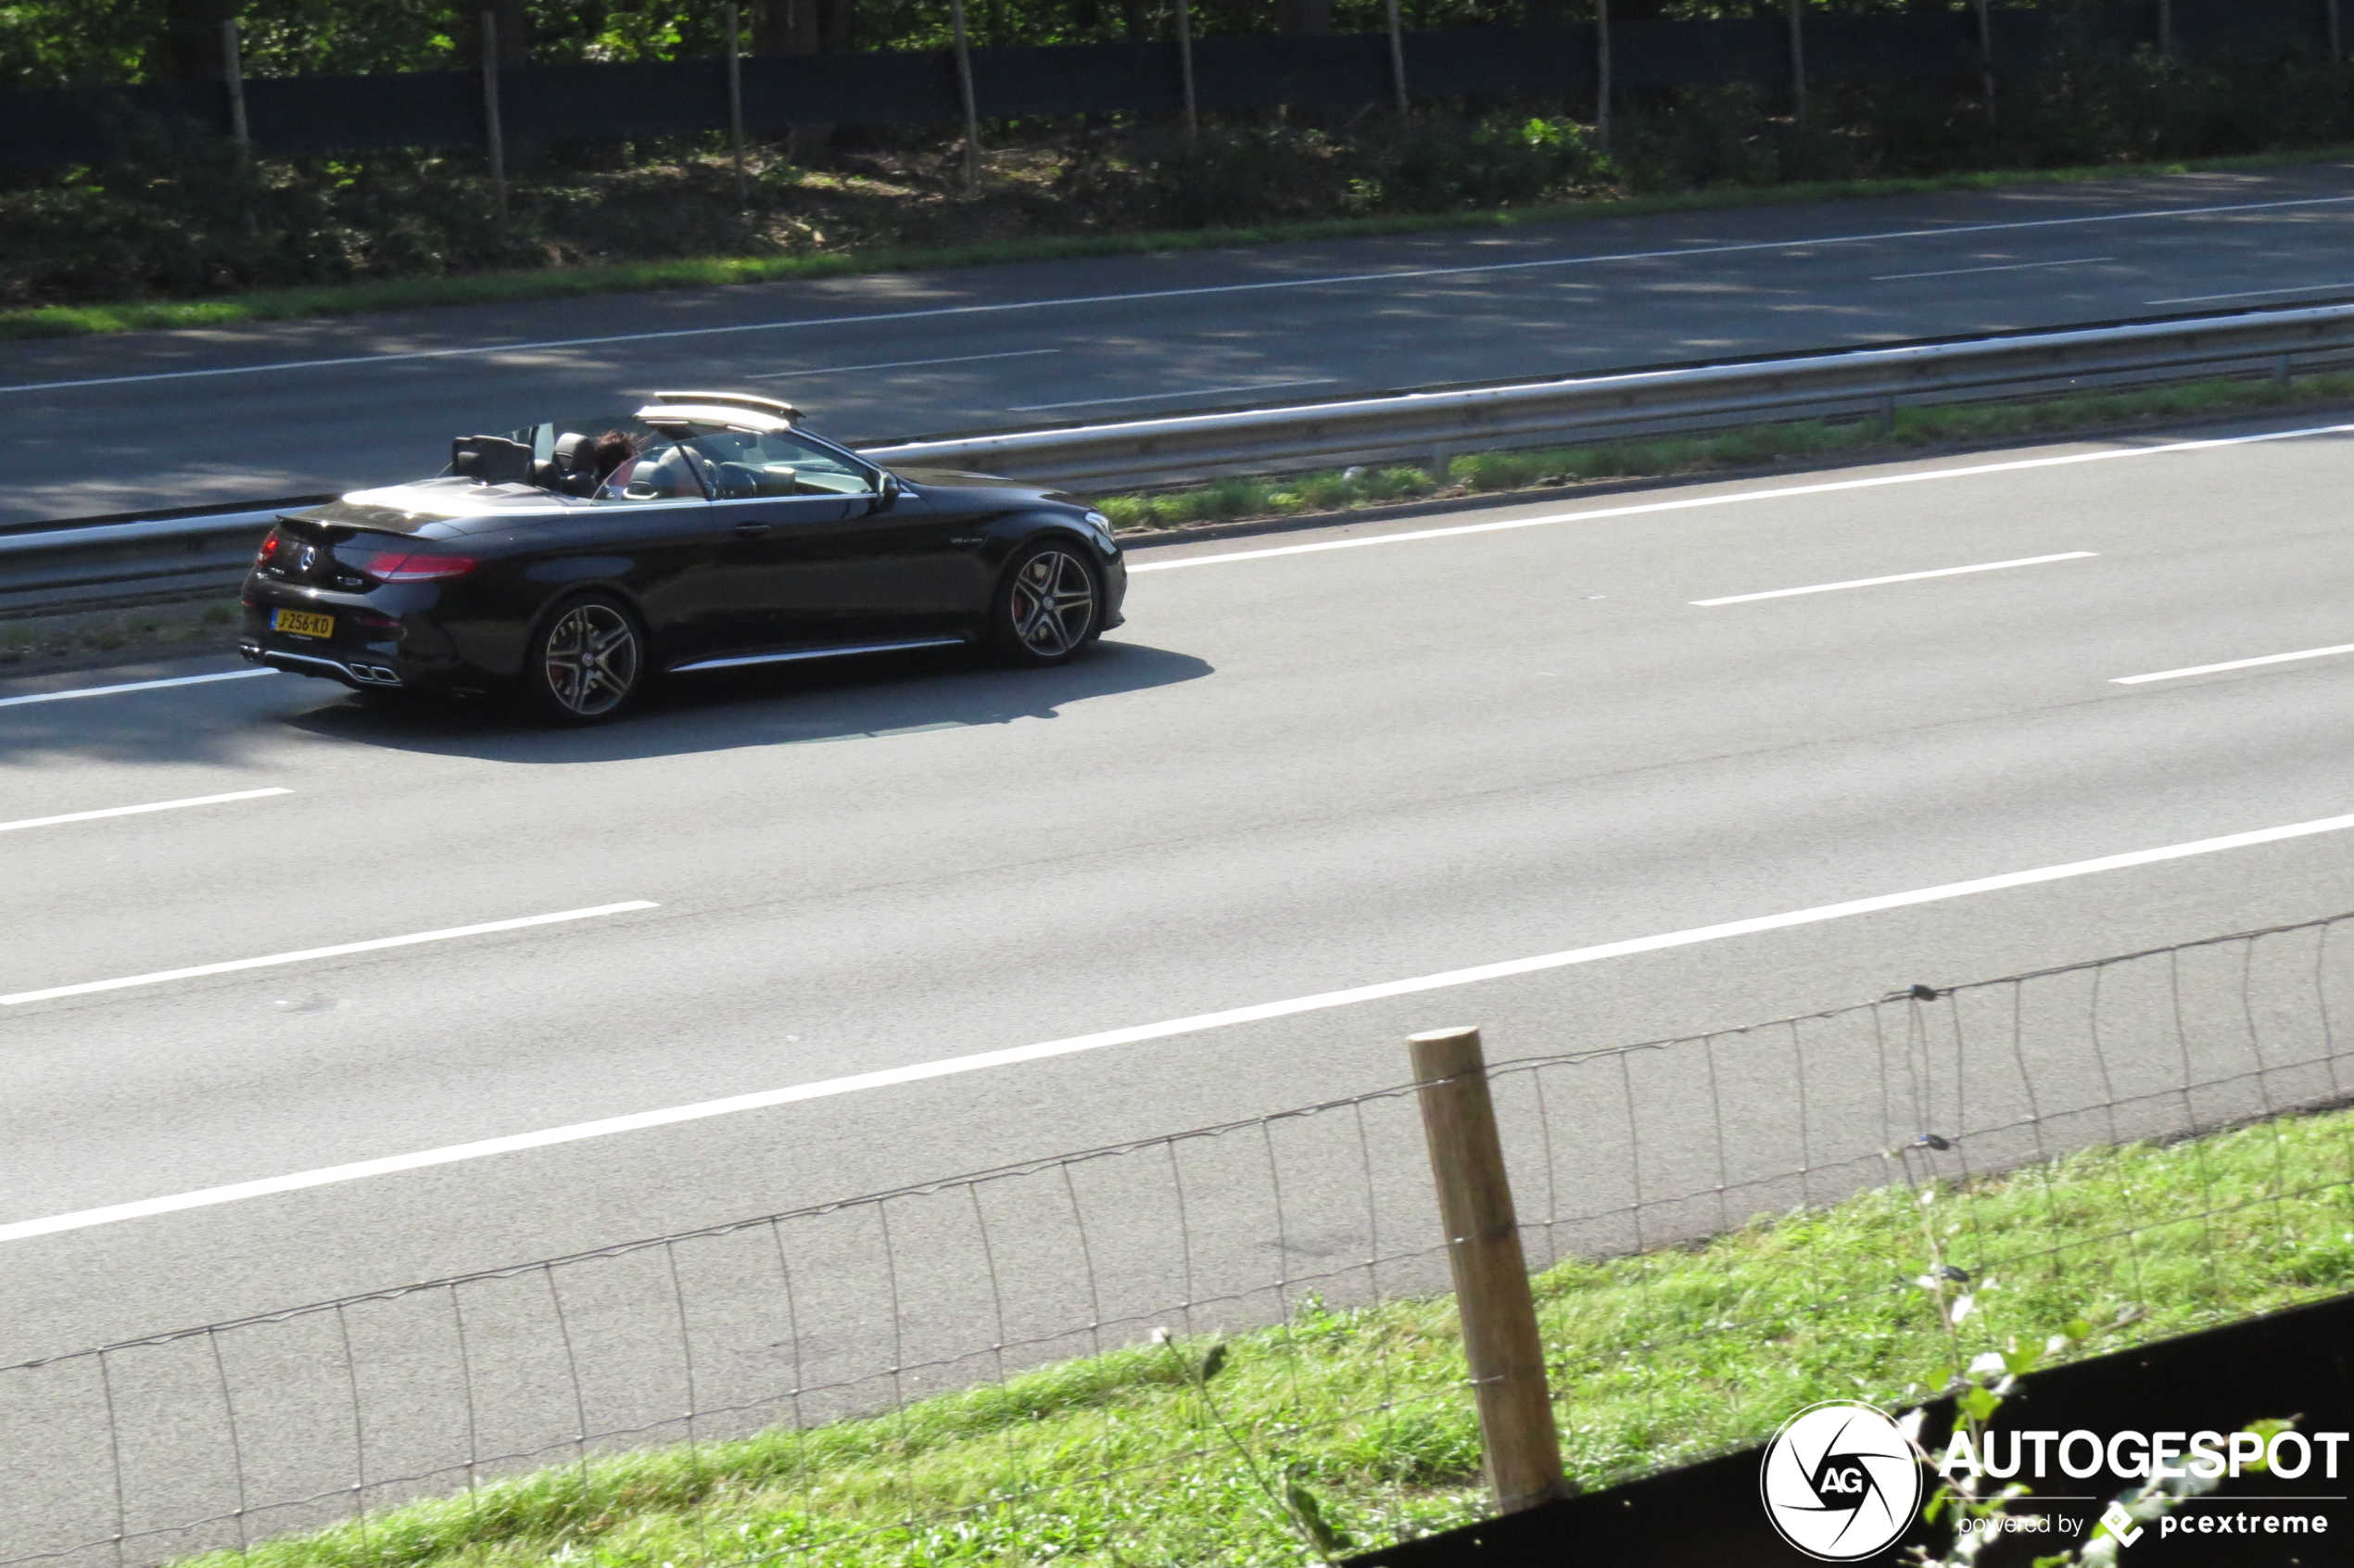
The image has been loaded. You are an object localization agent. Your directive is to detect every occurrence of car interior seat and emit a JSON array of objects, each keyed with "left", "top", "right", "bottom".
[
  {"left": 532, "top": 432, "right": 601, "bottom": 498},
  {"left": 450, "top": 435, "right": 534, "bottom": 486}
]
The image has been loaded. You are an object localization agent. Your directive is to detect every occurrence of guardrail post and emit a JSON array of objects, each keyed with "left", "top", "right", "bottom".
[{"left": 1410, "top": 1026, "right": 1566, "bottom": 1516}]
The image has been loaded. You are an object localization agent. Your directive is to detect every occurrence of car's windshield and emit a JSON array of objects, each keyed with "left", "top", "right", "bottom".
[{"left": 677, "top": 427, "right": 877, "bottom": 499}]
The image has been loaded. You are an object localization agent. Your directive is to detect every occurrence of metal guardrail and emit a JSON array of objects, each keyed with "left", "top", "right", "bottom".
[
  {"left": 863, "top": 300, "right": 2354, "bottom": 486},
  {"left": 6, "top": 302, "right": 2354, "bottom": 618}
]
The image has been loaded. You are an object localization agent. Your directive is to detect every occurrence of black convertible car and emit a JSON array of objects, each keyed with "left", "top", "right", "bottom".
[{"left": 238, "top": 392, "right": 1126, "bottom": 722}]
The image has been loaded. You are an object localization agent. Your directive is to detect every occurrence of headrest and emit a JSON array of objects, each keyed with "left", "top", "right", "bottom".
[
  {"left": 451, "top": 435, "right": 533, "bottom": 486},
  {"left": 530, "top": 432, "right": 602, "bottom": 497},
  {"left": 552, "top": 432, "right": 596, "bottom": 474}
]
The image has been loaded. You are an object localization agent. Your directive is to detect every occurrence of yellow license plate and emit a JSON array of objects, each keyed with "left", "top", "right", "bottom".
[{"left": 272, "top": 609, "right": 335, "bottom": 639}]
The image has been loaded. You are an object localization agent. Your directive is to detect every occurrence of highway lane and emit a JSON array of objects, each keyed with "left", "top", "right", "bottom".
[
  {"left": 10, "top": 413, "right": 2354, "bottom": 1557},
  {"left": 7, "top": 159, "right": 2354, "bottom": 524}
]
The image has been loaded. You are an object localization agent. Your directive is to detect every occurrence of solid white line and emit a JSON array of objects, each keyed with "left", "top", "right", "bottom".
[
  {"left": 0, "top": 669, "right": 277, "bottom": 708},
  {"left": 1127, "top": 420, "right": 2354, "bottom": 573},
  {"left": 0, "top": 901, "right": 658, "bottom": 1007},
  {"left": 2112, "top": 642, "right": 2354, "bottom": 685},
  {"left": 8, "top": 811, "right": 2354, "bottom": 1243},
  {"left": 1872, "top": 256, "right": 2112, "bottom": 282},
  {"left": 1691, "top": 551, "right": 2096, "bottom": 606},
  {"left": 746, "top": 348, "right": 1061, "bottom": 379},
  {"left": 0, "top": 787, "right": 290, "bottom": 835},
  {"left": 1011, "top": 378, "right": 1337, "bottom": 412},
  {"left": 2147, "top": 281, "right": 2354, "bottom": 305},
  {"left": 9, "top": 194, "right": 2349, "bottom": 397}
]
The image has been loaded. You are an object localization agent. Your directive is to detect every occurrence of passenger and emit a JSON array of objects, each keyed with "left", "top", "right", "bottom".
[{"left": 592, "top": 430, "right": 640, "bottom": 495}]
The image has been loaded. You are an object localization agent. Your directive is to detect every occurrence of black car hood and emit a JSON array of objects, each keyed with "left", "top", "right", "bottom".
[{"left": 893, "top": 467, "right": 1081, "bottom": 510}]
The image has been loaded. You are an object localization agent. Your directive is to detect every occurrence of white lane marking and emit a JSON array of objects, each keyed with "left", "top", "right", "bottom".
[
  {"left": 1011, "top": 378, "right": 1338, "bottom": 412},
  {"left": 746, "top": 348, "right": 1062, "bottom": 379},
  {"left": 2112, "top": 642, "right": 2354, "bottom": 685},
  {"left": 1691, "top": 551, "right": 2096, "bottom": 606},
  {"left": 1872, "top": 256, "right": 2112, "bottom": 282},
  {"left": 0, "top": 668, "right": 277, "bottom": 708},
  {"left": 0, "top": 902, "right": 657, "bottom": 1007},
  {"left": 2147, "top": 281, "right": 2354, "bottom": 304},
  {"left": 7, "top": 810, "right": 2353, "bottom": 1243},
  {"left": 0, "top": 787, "right": 290, "bottom": 835},
  {"left": 9, "top": 194, "right": 2351, "bottom": 397},
  {"left": 1128, "top": 420, "right": 2354, "bottom": 574}
]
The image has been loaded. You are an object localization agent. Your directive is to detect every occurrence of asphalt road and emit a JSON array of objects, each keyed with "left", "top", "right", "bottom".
[
  {"left": 10, "top": 411, "right": 2354, "bottom": 1558},
  {"left": 10, "top": 159, "right": 2354, "bottom": 525}
]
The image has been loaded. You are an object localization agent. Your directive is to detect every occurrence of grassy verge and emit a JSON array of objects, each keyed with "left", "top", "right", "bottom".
[
  {"left": 7, "top": 145, "right": 2349, "bottom": 346},
  {"left": 180, "top": 1106, "right": 2354, "bottom": 1568},
  {"left": 1099, "top": 368, "right": 2354, "bottom": 534},
  {"left": 0, "top": 598, "right": 239, "bottom": 671}
]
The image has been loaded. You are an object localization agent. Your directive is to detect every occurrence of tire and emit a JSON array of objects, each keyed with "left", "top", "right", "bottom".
[
  {"left": 521, "top": 593, "right": 646, "bottom": 724},
  {"left": 988, "top": 539, "right": 1101, "bottom": 666}
]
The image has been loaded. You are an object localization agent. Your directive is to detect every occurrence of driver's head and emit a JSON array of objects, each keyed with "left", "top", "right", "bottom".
[{"left": 591, "top": 430, "right": 639, "bottom": 477}]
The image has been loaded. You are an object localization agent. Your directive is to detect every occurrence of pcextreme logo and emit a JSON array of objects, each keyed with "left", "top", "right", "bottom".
[{"left": 1759, "top": 1400, "right": 1924, "bottom": 1561}]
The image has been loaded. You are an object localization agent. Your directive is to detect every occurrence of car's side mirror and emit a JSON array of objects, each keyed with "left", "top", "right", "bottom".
[{"left": 873, "top": 471, "right": 902, "bottom": 512}]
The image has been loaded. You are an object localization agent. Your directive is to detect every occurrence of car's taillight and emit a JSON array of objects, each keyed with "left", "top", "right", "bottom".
[
  {"left": 254, "top": 533, "right": 284, "bottom": 566},
  {"left": 358, "top": 551, "right": 477, "bottom": 582}
]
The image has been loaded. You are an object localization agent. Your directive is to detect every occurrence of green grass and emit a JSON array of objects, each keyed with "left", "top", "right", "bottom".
[
  {"left": 8, "top": 144, "right": 2352, "bottom": 345},
  {"left": 1096, "top": 368, "right": 2354, "bottom": 534},
  {"left": 0, "top": 597, "right": 239, "bottom": 669},
  {"left": 175, "top": 1105, "right": 2354, "bottom": 1567}
]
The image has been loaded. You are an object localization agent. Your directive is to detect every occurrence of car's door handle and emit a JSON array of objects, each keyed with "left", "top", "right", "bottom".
[{"left": 734, "top": 521, "right": 773, "bottom": 535}]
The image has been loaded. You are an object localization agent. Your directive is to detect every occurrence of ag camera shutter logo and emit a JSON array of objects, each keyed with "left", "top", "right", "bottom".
[{"left": 1759, "top": 1400, "right": 1924, "bottom": 1560}]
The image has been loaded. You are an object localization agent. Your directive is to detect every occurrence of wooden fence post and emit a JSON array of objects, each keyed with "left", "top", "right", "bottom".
[
  {"left": 950, "top": 0, "right": 981, "bottom": 195},
  {"left": 1409, "top": 1026, "right": 1567, "bottom": 1515},
  {"left": 480, "top": 9, "right": 508, "bottom": 220},
  {"left": 1174, "top": 0, "right": 1199, "bottom": 142},
  {"left": 220, "top": 19, "right": 249, "bottom": 158},
  {"left": 725, "top": 1, "right": 747, "bottom": 208}
]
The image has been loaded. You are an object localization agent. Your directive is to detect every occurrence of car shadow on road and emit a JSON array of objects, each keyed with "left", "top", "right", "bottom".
[{"left": 280, "top": 639, "right": 1214, "bottom": 764}]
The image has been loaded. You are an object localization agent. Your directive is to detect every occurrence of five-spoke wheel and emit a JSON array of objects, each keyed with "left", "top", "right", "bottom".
[
  {"left": 992, "top": 542, "right": 1099, "bottom": 665},
  {"left": 525, "top": 595, "right": 643, "bottom": 723}
]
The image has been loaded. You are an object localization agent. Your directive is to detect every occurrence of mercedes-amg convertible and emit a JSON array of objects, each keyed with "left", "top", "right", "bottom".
[{"left": 238, "top": 392, "right": 1125, "bottom": 723}]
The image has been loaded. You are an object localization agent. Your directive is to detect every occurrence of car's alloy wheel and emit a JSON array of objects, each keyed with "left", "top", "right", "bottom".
[
  {"left": 530, "top": 597, "right": 642, "bottom": 721},
  {"left": 996, "top": 545, "right": 1098, "bottom": 664}
]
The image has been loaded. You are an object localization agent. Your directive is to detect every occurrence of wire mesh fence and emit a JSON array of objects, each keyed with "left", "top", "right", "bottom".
[{"left": 7, "top": 907, "right": 2354, "bottom": 1566}]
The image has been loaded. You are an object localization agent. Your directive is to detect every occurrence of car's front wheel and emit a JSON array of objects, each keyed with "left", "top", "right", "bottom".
[
  {"left": 989, "top": 540, "right": 1100, "bottom": 666},
  {"left": 522, "top": 594, "right": 645, "bottom": 724}
]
